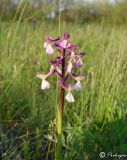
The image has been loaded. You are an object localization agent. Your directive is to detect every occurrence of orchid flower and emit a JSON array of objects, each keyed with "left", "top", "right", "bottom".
[
  {"left": 37, "top": 32, "right": 86, "bottom": 103},
  {"left": 44, "top": 36, "right": 60, "bottom": 55}
]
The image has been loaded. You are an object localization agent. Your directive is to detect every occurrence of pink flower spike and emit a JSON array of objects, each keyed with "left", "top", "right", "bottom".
[
  {"left": 65, "top": 92, "right": 75, "bottom": 103},
  {"left": 38, "top": 32, "right": 86, "bottom": 103}
]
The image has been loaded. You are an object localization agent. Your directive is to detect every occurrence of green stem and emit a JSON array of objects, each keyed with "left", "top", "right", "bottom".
[{"left": 56, "top": 49, "right": 65, "bottom": 160}]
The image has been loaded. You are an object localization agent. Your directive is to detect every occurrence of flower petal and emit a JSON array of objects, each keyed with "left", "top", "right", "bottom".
[
  {"left": 65, "top": 92, "right": 75, "bottom": 103},
  {"left": 36, "top": 66, "right": 55, "bottom": 80},
  {"left": 67, "top": 62, "right": 73, "bottom": 73},
  {"left": 41, "top": 79, "right": 50, "bottom": 90},
  {"left": 56, "top": 66, "right": 62, "bottom": 75},
  {"left": 46, "top": 44, "right": 54, "bottom": 55},
  {"left": 60, "top": 40, "right": 68, "bottom": 48},
  {"left": 71, "top": 51, "right": 75, "bottom": 56},
  {"left": 44, "top": 42, "right": 48, "bottom": 48},
  {"left": 63, "top": 32, "right": 70, "bottom": 39},
  {"left": 48, "top": 65, "right": 55, "bottom": 75}
]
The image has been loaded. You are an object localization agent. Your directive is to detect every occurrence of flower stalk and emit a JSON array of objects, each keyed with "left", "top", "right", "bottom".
[{"left": 60, "top": 48, "right": 66, "bottom": 116}]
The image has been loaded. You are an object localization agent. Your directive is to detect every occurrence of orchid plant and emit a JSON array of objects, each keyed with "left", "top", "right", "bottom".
[{"left": 36, "top": 32, "right": 85, "bottom": 160}]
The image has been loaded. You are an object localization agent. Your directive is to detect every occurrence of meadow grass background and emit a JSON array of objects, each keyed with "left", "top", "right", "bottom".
[{"left": 0, "top": 20, "right": 127, "bottom": 159}]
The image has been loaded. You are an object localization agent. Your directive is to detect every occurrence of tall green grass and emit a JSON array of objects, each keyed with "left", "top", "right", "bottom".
[{"left": 0, "top": 20, "right": 127, "bottom": 159}]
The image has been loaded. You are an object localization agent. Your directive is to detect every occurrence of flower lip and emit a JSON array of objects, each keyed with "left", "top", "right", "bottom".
[
  {"left": 65, "top": 91, "right": 75, "bottom": 103},
  {"left": 41, "top": 79, "right": 50, "bottom": 90},
  {"left": 45, "top": 44, "right": 54, "bottom": 55}
]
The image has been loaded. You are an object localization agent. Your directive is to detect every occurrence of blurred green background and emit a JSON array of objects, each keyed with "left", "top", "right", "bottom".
[
  {"left": 0, "top": 0, "right": 127, "bottom": 160},
  {"left": 1, "top": 0, "right": 127, "bottom": 25}
]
